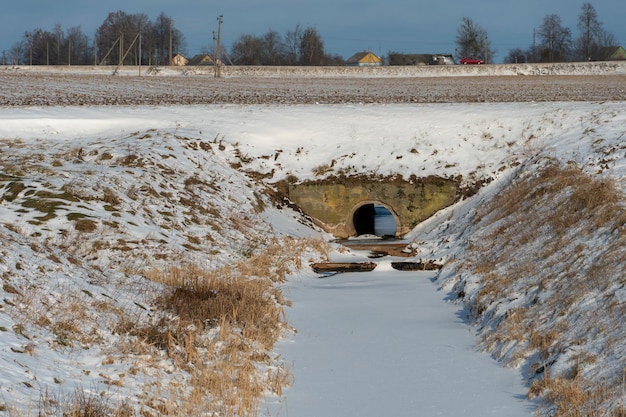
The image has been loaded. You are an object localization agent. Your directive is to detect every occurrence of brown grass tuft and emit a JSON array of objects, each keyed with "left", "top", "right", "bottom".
[
  {"left": 73, "top": 218, "right": 98, "bottom": 233},
  {"left": 528, "top": 373, "right": 621, "bottom": 417},
  {"left": 40, "top": 388, "right": 135, "bottom": 417}
]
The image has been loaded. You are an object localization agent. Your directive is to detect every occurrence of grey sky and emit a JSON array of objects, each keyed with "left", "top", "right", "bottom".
[{"left": 2, "top": 0, "right": 624, "bottom": 63}]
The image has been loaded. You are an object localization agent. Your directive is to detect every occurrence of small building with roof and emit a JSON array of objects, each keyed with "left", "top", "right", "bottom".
[
  {"left": 171, "top": 54, "right": 188, "bottom": 66},
  {"left": 346, "top": 51, "right": 383, "bottom": 66},
  {"left": 187, "top": 54, "right": 215, "bottom": 66}
]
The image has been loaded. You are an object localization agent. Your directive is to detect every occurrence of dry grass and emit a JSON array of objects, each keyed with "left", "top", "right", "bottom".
[
  {"left": 460, "top": 161, "right": 626, "bottom": 415},
  {"left": 73, "top": 218, "right": 98, "bottom": 233},
  {"left": 1, "top": 236, "right": 327, "bottom": 416},
  {"left": 38, "top": 388, "right": 135, "bottom": 417},
  {"left": 528, "top": 372, "right": 626, "bottom": 417},
  {"left": 1, "top": 128, "right": 331, "bottom": 415},
  {"left": 123, "top": 236, "right": 327, "bottom": 416}
]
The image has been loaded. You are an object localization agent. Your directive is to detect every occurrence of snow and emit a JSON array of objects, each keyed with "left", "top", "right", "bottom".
[
  {"left": 269, "top": 268, "right": 536, "bottom": 417},
  {"left": 0, "top": 101, "right": 604, "bottom": 185},
  {"left": 1, "top": 67, "right": 626, "bottom": 415}
]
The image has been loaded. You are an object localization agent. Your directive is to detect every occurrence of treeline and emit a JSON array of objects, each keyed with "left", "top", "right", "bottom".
[
  {"left": 505, "top": 3, "right": 618, "bottom": 63},
  {"left": 2, "top": 2, "right": 619, "bottom": 66},
  {"left": 229, "top": 25, "right": 344, "bottom": 65},
  {"left": 452, "top": 2, "right": 616, "bottom": 64},
  {"left": 502, "top": 3, "right": 617, "bottom": 63},
  {"left": 3, "top": 10, "right": 184, "bottom": 66},
  {"left": 2, "top": 10, "right": 343, "bottom": 66}
]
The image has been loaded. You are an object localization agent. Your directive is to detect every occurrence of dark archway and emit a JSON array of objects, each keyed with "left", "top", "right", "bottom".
[
  {"left": 353, "top": 204, "right": 376, "bottom": 235},
  {"left": 353, "top": 203, "right": 397, "bottom": 237}
]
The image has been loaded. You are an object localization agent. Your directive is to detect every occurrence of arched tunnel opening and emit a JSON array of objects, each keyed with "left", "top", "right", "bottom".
[{"left": 353, "top": 204, "right": 398, "bottom": 237}]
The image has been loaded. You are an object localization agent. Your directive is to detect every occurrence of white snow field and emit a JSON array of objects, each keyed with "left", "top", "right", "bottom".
[{"left": 1, "top": 64, "right": 626, "bottom": 416}]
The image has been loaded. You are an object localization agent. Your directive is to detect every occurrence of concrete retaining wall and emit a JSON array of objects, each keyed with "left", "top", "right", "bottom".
[{"left": 288, "top": 177, "right": 459, "bottom": 238}]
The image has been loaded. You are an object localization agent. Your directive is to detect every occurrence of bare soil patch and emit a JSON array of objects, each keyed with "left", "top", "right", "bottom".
[{"left": 1, "top": 68, "right": 625, "bottom": 106}]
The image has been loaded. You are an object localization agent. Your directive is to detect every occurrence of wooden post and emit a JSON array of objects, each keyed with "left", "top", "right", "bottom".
[
  {"left": 169, "top": 20, "right": 173, "bottom": 65},
  {"left": 215, "top": 15, "right": 223, "bottom": 78},
  {"left": 139, "top": 25, "right": 142, "bottom": 76}
]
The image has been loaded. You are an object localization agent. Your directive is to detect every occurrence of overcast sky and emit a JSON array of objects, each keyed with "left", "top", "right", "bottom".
[{"left": 2, "top": 0, "right": 624, "bottom": 63}]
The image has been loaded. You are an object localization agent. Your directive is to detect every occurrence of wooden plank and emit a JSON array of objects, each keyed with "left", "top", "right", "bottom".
[
  {"left": 391, "top": 261, "right": 442, "bottom": 271},
  {"left": 338, "top": 243, "right": 413, "bottom": 257},
  {"left": 311, "top": 262, "right": 377, "bottom": 273}
]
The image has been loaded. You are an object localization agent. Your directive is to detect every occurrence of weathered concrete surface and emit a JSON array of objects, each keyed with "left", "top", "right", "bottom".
[{"left": 288, "top": 176, "right": 458, "bottom": 238}]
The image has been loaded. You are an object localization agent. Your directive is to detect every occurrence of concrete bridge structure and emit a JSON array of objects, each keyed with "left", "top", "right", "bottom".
[{"left": 287, "top": 176, "right": 459, "bottom": 239}]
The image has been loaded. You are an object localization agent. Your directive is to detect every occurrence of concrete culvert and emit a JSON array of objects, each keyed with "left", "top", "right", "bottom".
[{"left": 353, "top": 203, "right": 397, "bottom": 237}]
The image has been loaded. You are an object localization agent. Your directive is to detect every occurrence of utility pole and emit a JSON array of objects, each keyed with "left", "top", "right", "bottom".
[
  {"left": 532, "top": 28, "right": 536, "bottom": 63},
  {"left": 139, "top": 25, "right": 142, "bottom": 76},
  {"left": 215, "top": 15, "right": 223, "bottom": 78},
  {"left": 26, "top": 34, "right": 32, "bottom": 65},
  {"left": 212, "top": 30, "right": 217, "bottom": 60},
  {"left": 169, "top": 20, "right": 173, "bottom": 65}
]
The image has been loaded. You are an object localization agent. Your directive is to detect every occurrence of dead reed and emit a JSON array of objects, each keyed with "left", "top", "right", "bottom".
[
  {"left": 460, "top": 161, "right": 626, "bottom": 415},
  {"left": 132, "top": 236, "right": 326, "bottom": 416}
]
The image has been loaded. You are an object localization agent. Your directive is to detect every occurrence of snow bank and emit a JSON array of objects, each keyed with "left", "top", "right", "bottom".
[{"left": 3, "top": 60, "right": 626, "bottom": 78}]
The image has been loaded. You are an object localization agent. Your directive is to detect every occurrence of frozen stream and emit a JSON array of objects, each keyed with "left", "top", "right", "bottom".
[{"left": 268, "top": 263, "right": 535, "bottom": 416}]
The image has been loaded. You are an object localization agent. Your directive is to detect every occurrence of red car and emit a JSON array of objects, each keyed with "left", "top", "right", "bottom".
[{"left": 460, "top": 57, "right": 485, "bottom": 65}]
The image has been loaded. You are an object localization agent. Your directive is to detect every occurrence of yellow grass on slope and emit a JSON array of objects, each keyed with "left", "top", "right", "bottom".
[
  {"left": 459, "top": 162, "right": 626, "bottom": 416},
  {"left": 136, "top": 236, "right": 328, "bottom": 416}
]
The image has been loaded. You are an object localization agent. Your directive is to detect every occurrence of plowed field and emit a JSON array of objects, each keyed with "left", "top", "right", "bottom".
[{"left": 1, "top": 66, "right": 625, "bottom": 105}]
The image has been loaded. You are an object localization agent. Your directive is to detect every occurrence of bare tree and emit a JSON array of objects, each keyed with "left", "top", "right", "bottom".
[
  {"left": 504, "top": 47, "right": 531, "bottom": 64},
  {"left": 284, "top": 25, "right": 302, "bottom": 65},
  {"left": 574, "top": 3, "right": 615, "bottom": 61},
  {"left": 65, "top": 26, "right": 92, "bottom": 65},
  {"left": 231, "top": 34, "right": 265, "bottom": 65},
  {"left": 576, "top": 3, "right": 601, "bottom": 60},
  {"left": 95, "top": 11, "right": 150, "bottom": 65},
  {"left": 231, "top": 29, "right": 289, "bottom": 65},
  {"left": 7, "top": 10, "right": 184, "bottom": 66},
  {"left": 9, "top": 41, "right": 25, "bottom": 65},
  {"left": 597, "top": 30, "right": 616, "bottom": 48},
  {"left": 148, "top": 12, "right": 185, "bottom": 66},
  {"left": 21, "top": 26, "right": 91, "bottom": 65},
  {"left": 299, "top": 26, "right": 324, "bottom": 65},
  {"left": 28, "top": 29, "right": 56, "bottom": 65},
  {"left": 455, "top": 17, "right": 494, "bottom": 63},
  {"left": 537, "top": 14, "right": 571, "bottom": 62},
  {"left": 53, "top": 23, "right": 64, "bottom": 64},
  {"left": 262, "top": 29, "right": 285, "bottom": 65}
]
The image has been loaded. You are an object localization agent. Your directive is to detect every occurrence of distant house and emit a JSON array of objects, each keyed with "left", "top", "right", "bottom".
[
  {"left": 171, "top": 54, "right": 188, "bottom": 66},
  {"left": 187, "top": 54, "right": 215, "bottom": 66},
  {"left": 591, "top": 46, "right": 626, "bottom": 61},
  {"left": 346, "top": 51, "right": 383, "bottom": 66},
  {"left": 388, "top": 53, "right": 455, "bottom": 65}
]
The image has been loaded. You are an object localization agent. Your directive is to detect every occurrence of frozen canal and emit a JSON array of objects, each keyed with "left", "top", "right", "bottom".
[{"left": 268, "top": 264, "right": 535, "bottom": 416}]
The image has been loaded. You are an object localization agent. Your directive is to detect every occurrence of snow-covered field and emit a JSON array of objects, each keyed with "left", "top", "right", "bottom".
[
  {"left": 1, "top": 64, "right": 626, "bottom": 416},
  {"left": 2, "top": 62, "right": 626, "bottom": 105}
]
